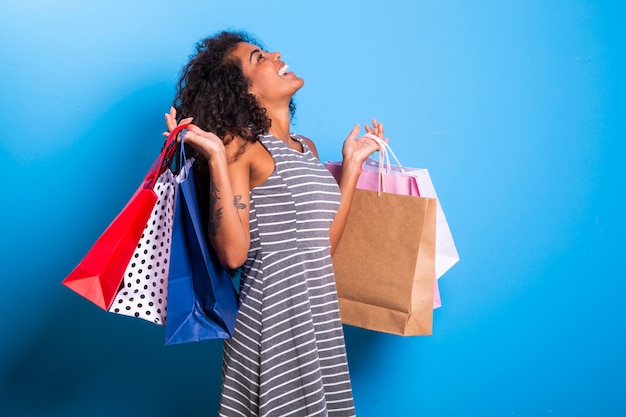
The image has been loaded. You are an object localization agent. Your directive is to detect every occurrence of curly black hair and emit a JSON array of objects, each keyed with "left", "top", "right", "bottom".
[
  {"left": 174, "top": 31, "right": 267, "bottom": 148},
  {"left": 171, "top": 30, "right": 296, "bottom": 238},
  {"left": 173, "top": 30, "right": 296, "bottom": 159}
]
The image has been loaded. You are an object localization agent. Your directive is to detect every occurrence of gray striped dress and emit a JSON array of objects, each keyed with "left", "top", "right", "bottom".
[{"left": 218, "top": 134, "right": 356, "bottom": 417}]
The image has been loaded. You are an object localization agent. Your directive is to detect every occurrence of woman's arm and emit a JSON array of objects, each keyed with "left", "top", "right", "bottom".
[
  {"left": 329, "top": 121, "right": 386, "bottom": 254},
  {"left": 206, "top": 135, "right": 252, "bottom": 269},
  {"left": 165, "top": 110, "right": 251, "bottom": 269},
  {"left": 183, "top": 126, "right": 252, "bottom": 269}
]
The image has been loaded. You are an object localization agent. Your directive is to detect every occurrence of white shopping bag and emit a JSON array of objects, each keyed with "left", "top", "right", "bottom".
[{"left": 362, "top": 159, "right": 460, "bottom": 280}]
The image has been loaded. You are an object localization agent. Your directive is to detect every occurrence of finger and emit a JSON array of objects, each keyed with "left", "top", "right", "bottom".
[
  {"left": 186, "top": 124, "right": 203, "bottom": 134},
  {"left": 179, "top": 116, "right": 194, "bottom": 126},
  {"left": 364, "top": 124, "right": 372, "bottom": 134},
  {"left": 165, "top": 112, "right": 176, "bottom": 131},
  {"left": 370, "top": 121, "right": 380, "bottom": 137},
  {"left": 367, "top": 118, "right": 375, "bottom": 135},
  {"left": 181, "top": 128, "right": 202, "bottom": 145},
  {"left": 186, "top": 124, "right": 214, "bottom": 140},
  {"left": 378, "top": 122, "right": 384, "bottom": 138},
  {"left": 182, "top": 128, "right": 194, "bottom": 140},
  {"left": 345, "top": 124, "right": 360, "bottom": 142}
]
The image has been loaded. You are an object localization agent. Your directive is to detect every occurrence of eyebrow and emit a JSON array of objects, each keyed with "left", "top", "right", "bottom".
[{"left": 249, "top": 48, "right": 262, "bottom": 63}]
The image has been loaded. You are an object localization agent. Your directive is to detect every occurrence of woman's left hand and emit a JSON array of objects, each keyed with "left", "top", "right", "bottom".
[
  {"left": 330, "top": 119, "right": 389, "bottom": 252},
  {"left": 342, "top": 118, "right": 388, "bottom": 166}
]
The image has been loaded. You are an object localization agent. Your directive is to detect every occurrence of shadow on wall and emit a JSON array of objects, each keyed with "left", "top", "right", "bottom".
[
  {"left": 0, "top": 291, "right": 388, "bottom": 417},
  {"left": 0, "top": 292, "right": 226, "bottom": 417},
  {"left": 1, "top": 81, "right": 228, "bottom": 417}
]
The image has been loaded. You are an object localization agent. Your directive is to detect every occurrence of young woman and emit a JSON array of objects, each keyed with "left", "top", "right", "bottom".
[{"left": 165, "top": 30, "right": 385, "bottom": 417}]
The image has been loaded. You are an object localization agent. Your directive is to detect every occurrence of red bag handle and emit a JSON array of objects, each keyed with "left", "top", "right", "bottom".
[{"left": 144, "top": 124, "right": 189, "bottom": 189}]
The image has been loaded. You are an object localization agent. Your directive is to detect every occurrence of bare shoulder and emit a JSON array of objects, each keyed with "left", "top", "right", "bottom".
[{"left": 225, "top": 136, "right": 273, "bottom": 188}]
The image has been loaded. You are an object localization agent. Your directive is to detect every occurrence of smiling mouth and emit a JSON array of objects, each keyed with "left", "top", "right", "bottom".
[{"left": 278, "top": 64, "right": 289, "bottom": 76}]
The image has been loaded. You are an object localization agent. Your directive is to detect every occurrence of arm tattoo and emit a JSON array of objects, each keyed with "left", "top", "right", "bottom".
[
  {"left": 234, "top": 195, "right": 247, "bottom": 210},
  {"left": 208, "top": 182, "right": 222, "bottom": 237}
]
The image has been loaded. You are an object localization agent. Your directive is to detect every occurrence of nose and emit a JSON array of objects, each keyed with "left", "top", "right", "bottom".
[{"left": 272, "top": 52, "right": 281, "bottom": 62}]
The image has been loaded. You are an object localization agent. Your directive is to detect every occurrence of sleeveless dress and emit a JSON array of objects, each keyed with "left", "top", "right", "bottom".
[{"left": 218, "top": 134, "right": 356, "bottom": 417}]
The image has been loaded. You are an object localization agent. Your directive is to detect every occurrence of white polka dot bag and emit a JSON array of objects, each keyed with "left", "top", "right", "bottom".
[
  {"left": 108, "top": 168, "right": 177, "bottom": 325},
  {"left": 62, "top": 124, "right": 187, "bottom": 311}
]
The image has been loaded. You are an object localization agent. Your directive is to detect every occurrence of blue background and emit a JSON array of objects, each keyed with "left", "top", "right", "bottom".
[{"left": 1, "top": 1, "right": 624, "bottom": 416}]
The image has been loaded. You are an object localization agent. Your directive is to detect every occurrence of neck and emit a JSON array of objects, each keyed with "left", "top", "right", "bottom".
[{"left": 266, "top": 106, "right": 292, "bottom": 143}]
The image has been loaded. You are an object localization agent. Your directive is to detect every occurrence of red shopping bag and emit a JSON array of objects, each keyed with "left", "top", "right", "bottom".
[{"left": 62, "top": 125, "right": 188, "bottom": 310}]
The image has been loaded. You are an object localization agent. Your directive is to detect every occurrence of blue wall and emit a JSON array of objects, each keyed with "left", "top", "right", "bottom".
[{"left": 1, "top": 1, "right": 624, "bottom": 416}]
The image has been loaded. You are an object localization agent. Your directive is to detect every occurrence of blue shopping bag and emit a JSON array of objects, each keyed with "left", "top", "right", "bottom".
[{"left": 165, "top": 141, "right": 239, "bottom": 345}]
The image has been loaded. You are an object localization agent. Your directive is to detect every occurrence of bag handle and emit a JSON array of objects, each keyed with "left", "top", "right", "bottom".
[
  {"left": 144, "top": 124, "right": 189, "bottom": 189},
  {"left": 361, "top": 133, "right": 406, "bottom": 194},
  {"left": 362, "top": 133, "right": 404, "bottom": 173},
  {"left": 178, "top": 128, "right": 190, "bottom": 172}
]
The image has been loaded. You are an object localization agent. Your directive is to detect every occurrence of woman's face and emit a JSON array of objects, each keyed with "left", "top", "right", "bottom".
[{"left": 230, "top": 42, "right": 304, "bottom": 108}]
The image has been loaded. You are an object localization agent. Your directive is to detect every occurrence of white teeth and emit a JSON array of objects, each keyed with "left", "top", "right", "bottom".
[{"left": 278, "top": 64, "right": 289, "bottom": 76}]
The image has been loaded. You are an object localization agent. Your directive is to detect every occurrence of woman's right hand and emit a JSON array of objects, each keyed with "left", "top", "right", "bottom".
[{"left": 163, "top": 106, "right": 226, "bottom": 162}]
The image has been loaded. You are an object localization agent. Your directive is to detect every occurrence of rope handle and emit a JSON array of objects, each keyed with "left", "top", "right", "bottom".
[
  {"left": 361, "top": 133, "right": 405, "bottom": 194},
  {"left": 178, "top": 127, "right": 190, "bottom": 172},
  {"left": 361, "top": 133, "right": 404, "bottom": 173}
]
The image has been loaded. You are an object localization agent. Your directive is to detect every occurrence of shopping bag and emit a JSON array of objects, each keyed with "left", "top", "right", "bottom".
[
  {"left": 62, "top": 124, "right": 187, "bottom": 310},
  {"left": 331, "top": 189, "right": 437, "bottom": 336},
  {"left": 326, "top": 159, "right": 419, "bottom": 196},
  {"left": 360, "top": 158, "right": 460, "bottom": 284},
  {"left": 325, "top": 134, "right": 459, "bottom": 308},
  {"left": 108, "top": 168, "right": 177, "bottom": 324},
  {"left": 164, "top": 142, "right": 239, "bottom": 345}
]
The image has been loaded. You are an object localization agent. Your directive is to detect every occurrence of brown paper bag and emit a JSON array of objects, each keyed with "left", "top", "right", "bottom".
[{"left": 332, "top": 189, "right": 437, "bottom": 336}]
